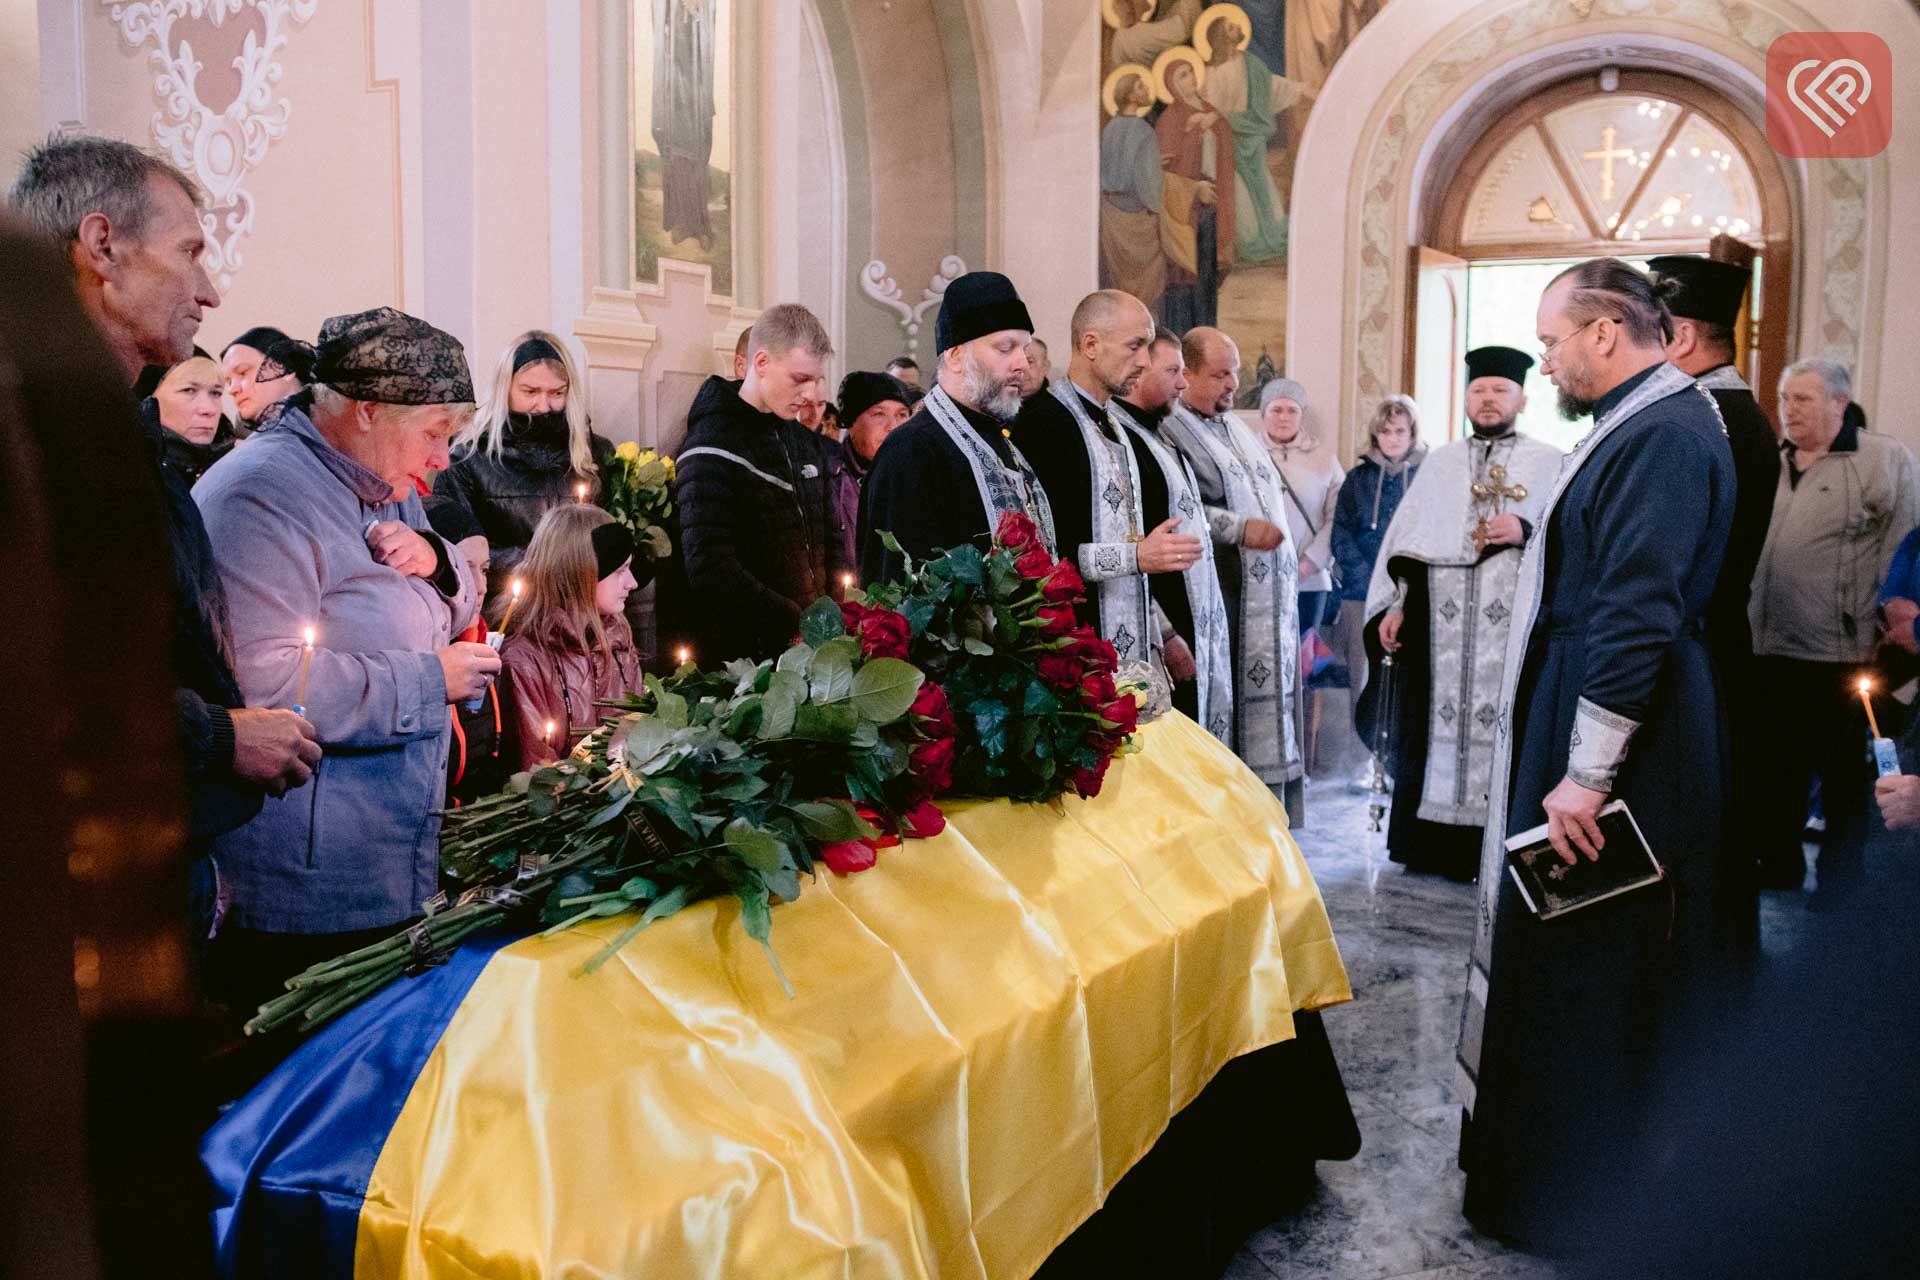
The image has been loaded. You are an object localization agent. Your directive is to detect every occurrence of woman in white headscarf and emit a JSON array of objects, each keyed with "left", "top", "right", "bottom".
[{"left": 1258, "top": 377, "right": 1343, "bottom": 632}]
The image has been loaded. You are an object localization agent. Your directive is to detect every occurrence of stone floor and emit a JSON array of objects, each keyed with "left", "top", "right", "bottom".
[{"left": 1224, "top": 776, "right": 1821, "bottom": 1280}]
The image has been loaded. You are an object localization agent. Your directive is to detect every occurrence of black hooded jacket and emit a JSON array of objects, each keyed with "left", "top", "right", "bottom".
[
  {"left": 674, "top": 376, "right": 849, "bottom": 662},
  {"left": 430, "top": 412, "right": 617, "bottom": 584}
]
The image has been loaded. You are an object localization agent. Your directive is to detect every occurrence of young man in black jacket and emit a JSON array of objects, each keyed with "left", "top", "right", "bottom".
[{"left": 675, "top": 303, "right": 852, "bottom": 662}]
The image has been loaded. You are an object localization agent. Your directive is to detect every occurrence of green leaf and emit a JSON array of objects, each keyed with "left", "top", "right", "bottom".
[
  {"left": 775, "top": 642, "right": 815, "bottom": 679},
  {"left": 583, "top": 787, "right": 635, "bottom": 829},
  {"left": 971, "top": 698, "right": 1011, "bottom": 758},
  {"left": 878, "top": 529, "right": 905, "bottom": 554},
  {"left": 789, "top": 799, "right": 878, "bottom": 842},
  {"left": 799, "top": 596, "right": 846, "bottom": 646},
  {"left": 793, "top": 701, "right": 860, "bottom": 742},
  {"left": 735, "top": 881, "right": 795, "bottom": 998},
  {"left": 941, "top": 545, "right": 989, "bottom": 585},
  {"left": 759, "top": 669, "right": 804, "bottom": 739},
  {"left": 724, "top": 819, "right": 785, "bottom": 872},
  {"left": 808, "top": 639, "right": 858, "bottom": 704},
  {"left": 724, "top": 696, "right": 764, "bottom": 738},
  {"left": 644, "top": 674, "right": 689, "bottom": 729},
  {"left": 617, "top": 716, "right": 675, "bottom": 771},
  {"left": 962, "top": 636, "right": 994, "bottom": 656},
  {"left": 1023, "top": 679, "right": 1059, "bottom": 716},
  {"left": 848, "top": 657, "right": 924, "bottom": 724},
  {"left": 764, "top": 865, "right": 803, "bottom": 903},
  {"left": 712, "top": 773, "right": 769, "bottom": 802}
]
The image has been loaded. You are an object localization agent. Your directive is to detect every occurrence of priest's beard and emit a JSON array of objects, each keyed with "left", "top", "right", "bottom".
[
  {"left": 1470, "top": 416, "right": 1516, "bottom": 440},
  {"left": 1553, "top": 353, "right": 1603, "bottom": 420},
  {"left": 958, "top": 349, "right": 1026, "bottom": 422}
]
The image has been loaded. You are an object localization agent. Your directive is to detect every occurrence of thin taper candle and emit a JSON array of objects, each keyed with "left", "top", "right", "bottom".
[
  {"left": 575, "top": 482, "right": 587, "bottom": 503},
  {"left": 675, "top": 645, "right": 692, "bottom": 668},
  {"left": 295, "top": 625, "right": 316, "bottom": 710},
  {"left": 545, "top": 719, "right": 557, "bottom": 757},
  {"left": 498, "top": 578, "right": 524, "bottom": 635},
  {"left": 1858, "top": 677, "right": 1882, "bottom": 739}
]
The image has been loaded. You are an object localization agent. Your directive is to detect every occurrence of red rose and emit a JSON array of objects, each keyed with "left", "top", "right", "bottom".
[
  {"left": 996, "top": 510, "right": 1039, "bottom": 551},
  {"left": 1037, "top": 654, "right": 1081, "bottom": 690},
  {"left": 1013, "top": 544, "right": 1055, "bottom": 580},
  {"left": 1071, "top": 756, "right": 1111, "bottom": 798},
  {"left": 900, "top": 799, "right": 947, "bottom": 839},
  {"left": 910, "top": 736, "right": 956, "bottom": 792},
  {"left": 821, "top": 839, "right": 878, "bottom": 874},
  {"left": 840, "top": 601, "right": 869, "bottom": 632},
  {"left": 1040, "top": 560, "right": 1084, "bottom": 603},
  {"left": 1077, "top": 666, "right": 1117, "bottom": 705},
  {"left": 1037, "top": 604, "right": 1076, "bottom": 635},
  {"left": 1059, "top": 628, "right": 1116, "bottom": 669},
  {"left": 909, "top": 682, "right": 954, "bottom": 737},
  {"left": 852, "top": 804, "right": 903, "bottom": 849},
  {"left": 854, "top": 607, "right": 911, "bottom": 659},
  {"left": 1100, "top": 695, "right": 1139, "bottom": 735}
]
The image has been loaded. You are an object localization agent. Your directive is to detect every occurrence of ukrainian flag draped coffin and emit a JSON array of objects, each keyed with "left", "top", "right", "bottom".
[{"left": 205, "top": 713, "right": 1352, "bottom": 1279}]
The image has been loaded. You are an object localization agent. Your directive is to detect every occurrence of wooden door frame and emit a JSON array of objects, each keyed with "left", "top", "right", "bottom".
[{"left": 1408, "top": 69, "right": 1793, "bottom": 426}]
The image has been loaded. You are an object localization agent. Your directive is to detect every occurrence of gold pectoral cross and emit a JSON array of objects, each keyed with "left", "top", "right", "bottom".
[{"left": 1471, "top": 464, "right": 1529, "bottom": 551}]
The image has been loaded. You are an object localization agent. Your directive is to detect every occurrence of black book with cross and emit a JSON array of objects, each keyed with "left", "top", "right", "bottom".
[{"left": 1505, "top": 800, "right": 1663, "bottom": 920}]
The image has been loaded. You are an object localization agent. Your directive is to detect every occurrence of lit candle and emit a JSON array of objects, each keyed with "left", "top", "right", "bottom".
[
  {"left": 544, "top": 719, "right": 558, "bottom": 757},
  {"left": 575, "top": 482, "right": 587, "bottom": 503},
  {"left": 841, "top": 572, "right": 855, "bottom": 593},
  {"left": 498, "top": 578, "right": 524, "bottom": 635},
  {"left": 675, "top": 645, "right": 692, "bottom": 668},
  {"left": 1858, "top": 677, "right": 1882, "bottom": 739},
  {"left": 295, "top": 625, "right": 316, "bottom": 712}
]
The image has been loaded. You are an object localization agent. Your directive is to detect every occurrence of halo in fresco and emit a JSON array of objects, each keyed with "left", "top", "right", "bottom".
[
  {"left": 1103, "top": 63, "right": 1157, "bottom": 118},
  {"left": 1193, "top": 4, "right": 1253, "bottom": 62},
  {"left": 1102, "top": 0, "right": 1161, "bottom": 28},
  {"left": 1152, "top": 44, "right": 1208, "bottom": 103}
]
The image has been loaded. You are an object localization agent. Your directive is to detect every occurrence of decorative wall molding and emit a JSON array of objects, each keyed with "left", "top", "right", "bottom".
[
  {"left": 859, "top": 254, "right": 966, "bottom": 355},
  {"left": 107, "top": 0, "right": 318, "bottom": 290}
]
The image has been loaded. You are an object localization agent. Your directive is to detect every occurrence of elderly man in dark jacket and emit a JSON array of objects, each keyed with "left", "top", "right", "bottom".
[
  {"left": 675, "top": 304, "right": 852, "bottom": 662},
  {"left": 8, "top": 135, "right": 320, "bottom": 934}
]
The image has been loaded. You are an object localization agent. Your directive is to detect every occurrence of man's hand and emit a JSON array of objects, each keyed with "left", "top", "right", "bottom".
[
  {"left": 1478, "top": 514, "right": 1525, "bottom": 549},
  {"left": 230, "top": 707, "right": 321, "bottom": 797},
  {"left": 1543, "top": 775, "right": 1608, "bottom": 864},
  {"left": 438, "top": 641, "right": 502, "bottom": 704},
  {"left": 1242, "top": 517, "right": 1284, "bottom": 551},
  {"left": 1194, "top": 180, "right": 1218, "bottom": 205},
  {"left": 1164, "top": 636, "right": 1198, "bottom": 682},
  {"left": 366, "top": 520, "right": 439, "bottom": 579},
  {"left": 1379, "top": 609, "right": 1405, "bottom": 653},
  {"left": 1876, "top": 773, "right": 1920, "bottom": 831},
  {"left": 1885, "top": 598, "right": 1920, "bottom": 653},
  {"left": 1299, "top": 554, "right": 1320, "bottom": 580},
  {"left": 1137, "top": 517, "right": 1205, "bottom": 573}
]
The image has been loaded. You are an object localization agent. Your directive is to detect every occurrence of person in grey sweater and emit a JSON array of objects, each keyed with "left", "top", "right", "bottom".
[
  {"left": 1748, "top": 358, "right": 1919, "bottom": 902},
  {"left": 195, "top": 307, "right": 498, "bottom": 1010}
]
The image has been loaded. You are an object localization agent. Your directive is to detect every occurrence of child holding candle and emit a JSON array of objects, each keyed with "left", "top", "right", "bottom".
[{"left": 499, "top": 505, "right": 644, "bottom": 770}]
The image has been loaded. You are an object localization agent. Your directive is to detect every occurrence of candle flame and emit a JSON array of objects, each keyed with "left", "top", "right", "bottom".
[
  {"left": 841, "top": 572, "right": 855, "bottom": 590},
  {"left": 511, "top": 578, "right": 523, "bottom": 599},
  {"left": 1860, "top": 677, "right": 1872, "bottom": 693},
  {"left": 302, "top": 625, "right": 316, "bottom": 648},
  {"left": 575, "top": 483, "right": 586, "bottom": 502},
  {"left": 675, "top": 646, "right": 691, "bottom": 666},
  {"left": 544, "top": 719, "right": 556, "bottom": 738}
]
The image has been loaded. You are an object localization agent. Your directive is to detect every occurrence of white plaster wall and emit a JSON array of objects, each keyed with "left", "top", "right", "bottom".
[{"left": 2, "top": 3, "right": 42, "bottom": 173}]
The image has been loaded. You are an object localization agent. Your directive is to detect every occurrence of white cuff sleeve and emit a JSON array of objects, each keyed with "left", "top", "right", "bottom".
[
  {"left": 1567, "top": 696, "right": 1640, "bottom": 793},
  {"left": 1205, "top": 504, "right": 1246, "bottom": 547},
  {"left": 1079, "top": 540, "right": 1140, "bottom": 582}
]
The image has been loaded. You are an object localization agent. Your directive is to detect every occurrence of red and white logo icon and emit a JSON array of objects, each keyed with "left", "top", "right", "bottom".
[{"left": 1767, "top": 33, "right": 1892, "bottom": 158}]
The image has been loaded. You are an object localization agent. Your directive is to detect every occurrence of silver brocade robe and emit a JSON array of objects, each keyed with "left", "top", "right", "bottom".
[{"left": 1363, "top": 432, "right": 1563, "bottom": 827}]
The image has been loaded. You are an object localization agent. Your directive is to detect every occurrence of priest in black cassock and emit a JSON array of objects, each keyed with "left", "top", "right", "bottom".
[
  {"left": 1649, "top": 254, "right": 1783, "bottom": 922},
  {"left": 858, "top": 272, "right": 1054, "bottom": 585},
  {"left": 1010, "top": 290, "right": 1207, "bottom": 673},
  {"left": 1458, "top": 258, "right": 1737, "bottom": 1252}
]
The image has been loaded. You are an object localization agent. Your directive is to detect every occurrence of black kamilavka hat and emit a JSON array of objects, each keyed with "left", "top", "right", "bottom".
[
  {"left": 1465, "top": 345, "right": 1535, "bottom": 387},
  {"left": 1646, "top": 255, "right": 1750, "bottom": 330},
  {"left": 934, "top": 271, "right": 1034, "bottom": 354}
]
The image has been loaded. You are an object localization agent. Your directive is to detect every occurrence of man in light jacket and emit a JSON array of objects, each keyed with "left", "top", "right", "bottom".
[{"left": 1749, "top": 358, "right": 1919, "bottom": 904}]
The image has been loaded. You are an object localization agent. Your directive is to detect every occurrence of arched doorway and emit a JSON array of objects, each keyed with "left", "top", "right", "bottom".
[{"left": 1405, "top": 69, "right": 1793, "bottom": 449}]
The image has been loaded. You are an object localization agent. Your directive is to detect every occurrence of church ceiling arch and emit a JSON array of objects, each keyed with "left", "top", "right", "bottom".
[{"left": 1329, "top": 0, "right": 1879, "bottom": 429}]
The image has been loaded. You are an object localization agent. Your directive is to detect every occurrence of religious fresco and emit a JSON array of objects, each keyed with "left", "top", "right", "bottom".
[
  {"left": 633, "top": 0, "right": 734, "bottom": 295},
  {"left": 1100, "top": 0, "right": 1388, "bottom": 407}
]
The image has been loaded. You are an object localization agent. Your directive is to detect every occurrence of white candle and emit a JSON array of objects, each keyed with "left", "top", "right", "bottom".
[
  {"left": 675, "top": 645, "right": 691, "bottom": 668},
  {"left": 498, "top": 578, "right": 524, "bottom": 635},
  {"left": 295, "top": 625, "right": 316, "bottom": 710},
  {"left": 575, "top": 482, "right": 587, "bottom": 503}
]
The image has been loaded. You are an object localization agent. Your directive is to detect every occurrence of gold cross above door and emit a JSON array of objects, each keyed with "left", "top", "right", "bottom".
[{"left": 1583, "top": 124, "right": 1636, "bottom": 200}]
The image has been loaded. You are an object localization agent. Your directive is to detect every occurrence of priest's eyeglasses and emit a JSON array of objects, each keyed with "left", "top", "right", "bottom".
[{"left": 1539, "top": 317, "right": 1602, "bottom": 366}]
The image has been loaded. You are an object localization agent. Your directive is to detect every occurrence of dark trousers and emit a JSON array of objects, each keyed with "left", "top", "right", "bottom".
[{"left": 1750, "top": 657, "right": 1873, "bottom": 895}]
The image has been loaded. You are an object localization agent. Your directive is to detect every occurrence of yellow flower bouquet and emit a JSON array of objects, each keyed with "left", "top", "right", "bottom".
[{"left": 605, "top": 440, "right": 675, "bottom": 560}]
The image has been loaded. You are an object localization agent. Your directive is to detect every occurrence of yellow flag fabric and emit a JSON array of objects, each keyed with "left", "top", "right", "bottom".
[{"left": 354, "top": 712, "right": 1350, "bottom": 1278}]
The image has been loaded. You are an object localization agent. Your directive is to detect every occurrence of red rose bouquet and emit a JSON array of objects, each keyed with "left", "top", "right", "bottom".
[{"left": 861, "top": 512, "right": 1140, "bottom": 802}]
